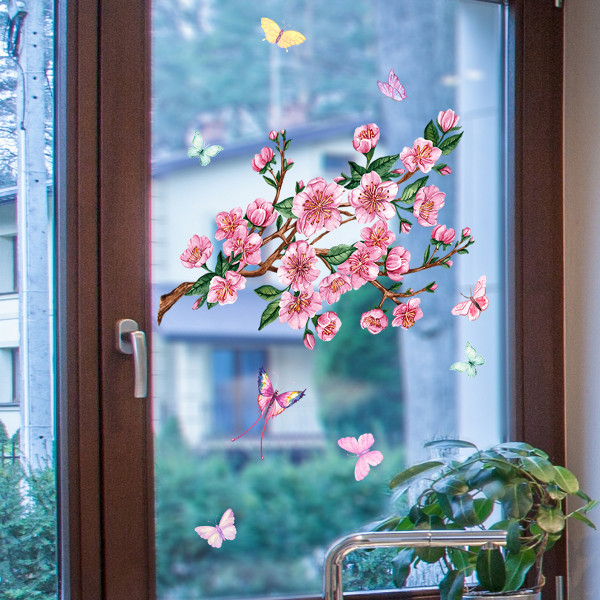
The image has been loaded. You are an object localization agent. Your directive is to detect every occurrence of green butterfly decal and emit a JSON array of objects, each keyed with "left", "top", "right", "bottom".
[
  {"left": 187, "top": 131, "right": 224, "bottom": 166},
  {"left": 450, "top": 341, "right": 485, "bottom": 377}
]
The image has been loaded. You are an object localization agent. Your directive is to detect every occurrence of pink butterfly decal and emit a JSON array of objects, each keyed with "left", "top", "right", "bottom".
[
  {"left": 338, "top": 433, "right": 383, "bottom": 481},
  {"left": 451, "top": 275, "right": 489, "bottom": 321},
  {"left": 231, "top": 367, "right": 305, "bottom": 459},
  {"left": 194, "top": 508, "right": 237, "bottom": 548},
  {"left": 377, "top": 69, "right": 406, "bottom": 101}
]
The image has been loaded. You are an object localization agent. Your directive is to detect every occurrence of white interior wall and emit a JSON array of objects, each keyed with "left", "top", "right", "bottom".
[{"left": 564, "top": 1, "right": 600, "bottom": 598}]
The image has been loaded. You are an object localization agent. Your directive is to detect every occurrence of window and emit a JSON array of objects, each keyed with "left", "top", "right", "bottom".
[
  {"left": 0, "top": 348, "right": 19, "bottom": 405},
  {"left": 57, "top": 1, "right": 566, "bottom": 599}
]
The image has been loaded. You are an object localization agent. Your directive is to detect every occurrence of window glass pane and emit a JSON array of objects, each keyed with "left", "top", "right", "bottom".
[
  {"left": 151, "top": 0, "right": 505, "bottom": 597},
  {"left": 0, "top": 0, "right": 57, "bottom": 596}
]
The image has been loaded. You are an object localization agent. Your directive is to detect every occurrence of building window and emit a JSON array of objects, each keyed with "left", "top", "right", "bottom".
[
  {"left": 0, "top": 236, "right": 17, "bottom": 294},
  {"left": 0, "top": 348, "right": 19, "bottom": 405}
]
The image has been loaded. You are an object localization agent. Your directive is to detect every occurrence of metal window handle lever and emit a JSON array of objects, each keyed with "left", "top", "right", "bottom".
[{"left": 116, "top": 319, "right": 148, "bottom": 398}]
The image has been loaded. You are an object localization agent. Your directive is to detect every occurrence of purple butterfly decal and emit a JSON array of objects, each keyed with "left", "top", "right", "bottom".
[
  {"left": 231, "top": 367, "right": 305, "bottom": 459},
  {"left": 377, "top": 69, "right": 406, "bottom": 101}
]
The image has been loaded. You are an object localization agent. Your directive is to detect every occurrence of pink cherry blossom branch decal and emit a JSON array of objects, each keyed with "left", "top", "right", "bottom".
[{"left": 338, "top": 433, "right": 383, "bottom": 481}]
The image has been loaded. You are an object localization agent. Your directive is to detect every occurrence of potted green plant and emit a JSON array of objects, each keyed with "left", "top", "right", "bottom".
[{"left": 375, "top": 439, "right": 597, "bottom": 599}]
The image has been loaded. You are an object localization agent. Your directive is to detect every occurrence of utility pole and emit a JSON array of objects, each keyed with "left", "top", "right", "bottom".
[{"left": 14, "top": 0, "right": 53, "bottom": 468}]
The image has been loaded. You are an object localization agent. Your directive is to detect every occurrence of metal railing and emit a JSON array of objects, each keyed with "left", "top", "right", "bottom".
[{"left": 323, "top": 530, "right": 507, "bottom": 600}]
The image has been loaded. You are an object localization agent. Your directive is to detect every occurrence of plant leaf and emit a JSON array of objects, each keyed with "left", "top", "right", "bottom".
[
  {"left": 536, "top": 504, "right": 566, "bottom": 534},
  {"left": 570, "top": 510, "right": 597, "bottom": 529},
  {"left": 433, "top": 476, "right": 469, "bottom": 496},
  {"left": 476, "top": 548, "right": 506, "bottom": 592},
  {"left": 501, "top": 482, "right": 534, "bottom": 519},
  {"left": 424, "top": 120, "right": 440, "bottom": 145},
  {"left": 503, "top": 548, "right": 537, "bottom": 592},
  {"left": 258, "top": 298, "right": 281, "bottom": 331},
  {"left": 392, "top": 548, "right": 414, "bottom": 588},
  {"left": 439, "top": 132, "right": 463, "bottom": 155},
  {"left": 506, "top": 519, "right": 522, "bottom": 554},
  {"left": 399, "top": 176, "right": 429, "bottom": 204},
  {"left": 439, "top": 569, "right": 465, "bottom": 600},
  {"left": 424, "top": 439, "right": 479, "bottom": 451},
  {"left": 325, "top": 244, "right": 357, "bottom": 266},
  {"left": 369, "top": 154, "right": 400, "bottom": 177},
  {"left": 254, "top": 285, "right": 284, "bottom": 301},
  {"left": 520, "top": 456, "right": 557, "bottom": 482},
  {"left": 389, "top": 460, "right": 445, "bottom": 491},
  {"left": 274, "top": 196, "right": 296, "bottom": 219},
  {"left": 553, "top": 465, "right": 580, "bottom": 494},
  {"left": 185, "top": 272, "right": 215, "bottom": 296}
]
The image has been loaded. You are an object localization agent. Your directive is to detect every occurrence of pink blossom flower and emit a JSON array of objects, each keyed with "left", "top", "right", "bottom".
[
  {"left": 413, "top": 185, "right": 446, "bottom": 227},
  {"left": 401, "top": 221, "right": 412, "bottom": 234},
  {"left": 192, "top": 298, "right": 202, "bottom": 310},
  {"left": 277, "top": 240, "right": 320, "bottom": 291},
  {"left": 392, "top": 298, "right": 423, "bottom": 329},
  {"left": 337, "top": 243, "right": 381, "bottom": 289},
  {"left": 439, "top": 166, "right": 452, "bottom": 176},
  {"left": 348, "top": 171, "right": 398, "bottom": 223},
  {"left": 391, "top": 168, "right": 406, "bottom": 176},
  {"left": 207, "top": 271, "right": 246, "bottom": 305},
  {"left": 400, "top": 137, "right": 442, "bottom": 173},
  {"left": 246, "top": 198, "right": 277, "bottom": 228},
  {"left": 430, "top": 283, "right": 438, "bottom": 291},
  {"left": 280, "top": 129, "right": 285, "bottom": 135},
  {"left": 292, "top": 177, "right": 344, "bottom": 237},
  {"left": 361, "top": 220, "right": 396, "bottom": 253},
  {"left": 446, "top": 260, "right": 453, "bottom": 267},
  {"left": 215, "top": 207, "right": 246, "bottom": 241},
  {"left": 333, "top": 176, "right": 344, "bottom": 183},
  {"left": 304, "top": 332, "right": 315, "bottom": 350},
  {"left": 180, "top": 234, "right": 213, "bottom": 269},
  {"left": 251, "top": 146, "right": 274, "bottom": 172},
  {"left": 297, "top": 180, "right": 304, "bottom": 189},
  {"left": 386, "top": 246, "right": 411, "bottom": 281},
  {"left": 438, "top": 109, "right": 460, "bottom": 132},
  {"left": 279, "top": 288, "right": 322, "bottom": 330},
  {"left": 431, "top": 224, "right": 455, "bottom": 244},
  {"left": 223, "top": 225, "right": 262, "bottom": 267},
  {"left": 316, "top": 311, "right": 342, "bottom": 341},
  {"left": 462, "top": 227, "right": 472, "bottom": 238},
  {"left": 360, "top": 309, "right": 388, "bottom": 335},
  {"left": 319, "top": 273, "right": 352, "bottom": 305},
  {"left": 352, "top": 123, "right": 380, "bottom": 153},
  {"left": 269, "top": 130, "right": 278, "bottom": 140}
]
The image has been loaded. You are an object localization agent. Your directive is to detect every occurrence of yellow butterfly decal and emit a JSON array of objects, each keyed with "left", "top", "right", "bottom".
[{"left": 261, "top": 17, "right": 306, "bottom": 51}]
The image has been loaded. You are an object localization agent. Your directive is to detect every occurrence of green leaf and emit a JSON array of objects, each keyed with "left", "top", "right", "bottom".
[
  {"left": 424, "top": 439, "right": 479, "bottom": 451},
  {"left": 537, "top": 504, "right": 566, "bottom": 534},
  {"left": 258, "top": 298, "right": 281, "bottom": 331},
  {"left": 369, "top": 154, "right": 400, "bottom": 177},
  {"left": 389, "top": 460, "right": 445, "bottom": 491},
  {"left": 448, "top": 548, "right": 476, "bottom": 575},
  {"left": 439, "top": 570, "right": 465, "bottom": 600},
  {"left": 424, "top": 120, "right": 440, "bottom": 145},
  {"left": 520, "top": 456, "right": 557, "bottom": 482},
  {"left": 254, "top": 285, "right": 284, "bottom": 301},
  {"left": 506, "top": 519, "right": 522, "bottom": 554},
  {"left": 472, "top": 498, "right": 495, "bottom": 524},
  {"left": 433, "top": 162, "right": 448, "bottom": 173},
  {"left": 263, "top": 175, "right": 278, "bottom": 188},
  {"left": 392, "top": 548, "right": 414, "bottom": 588},
  {"left": 476, "top": 548, "right": 506, "bottom": 592},
  {"left": 503, "top": 548, "right": 537, "bottom": 592},
  {"left": 206, "top": 301, "right": 218, "bottom": 309},
  {"left": 185, "top": 272, "right": 215, "bottom": 296},
  {"left": 501, "top": 482, "right": 534, "bottom": 519},
  {"left": 349, "top": 161, "right": 367, "bottom": 180},
  {"left": 325, "top": 244, "right": 357, "bottom": 266},
  {"left": 423, "top": 244, "right": 431, "bottom": 265},
  {"left": 433, "top": 476, "right": 468, "bottom": 496},
  {"left": 570, "top": 510, "right": 597, "bottom": 529},
  {"left": 215, "top": 251, "right": 230, "bottom": 277},
  {"left": 274, "top": 196, "right": 296, "bottom": 219},
  {"left": 553, "top": 465, "right": 580, "bottom": 493},
  {"left": 494, "top": 441, "right": 536, "bottom": 455},
  {"left": 547, "top": 484, "right": 568, "bottom": 501},
  {"left": 439, "top": 132, "right": 464, "bottom": 155},
  {"left": 275, "top": 215, "right": 283, "bottom": 229},
  {"left": 399, "top": 176, "right": 429, "bottom": 204},
  {"left": 450, "top": 494, "right": 478, "bottom": 527}
]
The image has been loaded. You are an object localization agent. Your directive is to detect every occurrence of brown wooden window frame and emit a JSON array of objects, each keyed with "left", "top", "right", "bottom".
[{"left": 55, "top": 0, "right": 565, "bottom": 598}]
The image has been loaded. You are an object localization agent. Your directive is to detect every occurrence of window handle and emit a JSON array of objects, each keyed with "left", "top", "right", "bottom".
[{"left": 115, "top": 319, "right": 148, "bottom": 398}]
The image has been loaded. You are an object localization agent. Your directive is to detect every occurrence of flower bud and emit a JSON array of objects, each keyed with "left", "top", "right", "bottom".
[
  {"left": 437, "top": 109, "right": 460, "bottom": 132},
  {"left": 439, "top": 165, "right": 452, "bottom": 176},
  {"left": 303, "top": 333, "right": 315, "bottom": 350},
  {"left": 269, "top": 130, "right": 278, "bottom": 140}
]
